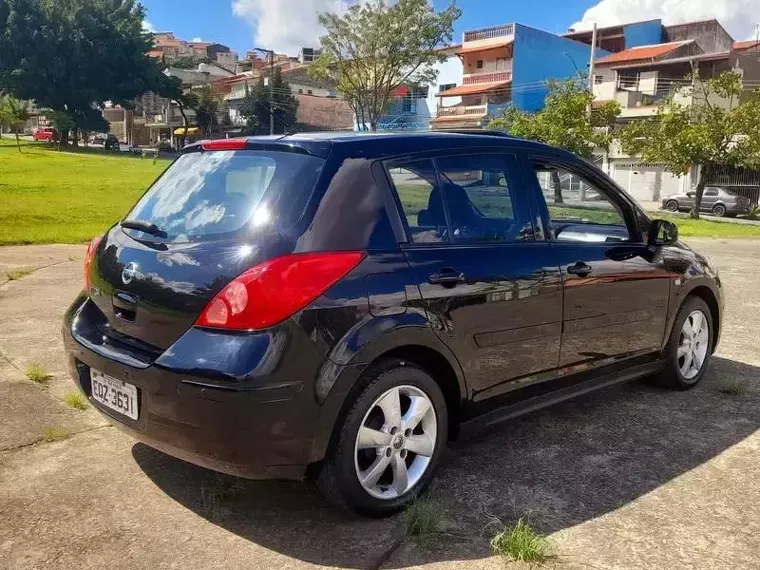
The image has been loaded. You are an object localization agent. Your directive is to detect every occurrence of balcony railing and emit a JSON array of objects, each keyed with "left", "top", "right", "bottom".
[
  {"left": 464, "top": 24, "right": 514, "bottom": 43},
  {"left": 437, "top": 104, "right": 488, "bottom": 117},
  {"left": 462, "top": 71, "right": 511, "bottom": 85}
]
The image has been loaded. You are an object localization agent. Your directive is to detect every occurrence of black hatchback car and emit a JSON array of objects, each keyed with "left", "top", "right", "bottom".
[{"left": 63, "top": 132, "right": 722, "bottom": 516}]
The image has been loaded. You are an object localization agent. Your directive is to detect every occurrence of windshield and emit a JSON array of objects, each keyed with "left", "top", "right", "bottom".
[{"left": 125, "top": 150, "right": 324, "bottom": 242}]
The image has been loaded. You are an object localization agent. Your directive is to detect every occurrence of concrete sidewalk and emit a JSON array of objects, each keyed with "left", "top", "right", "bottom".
[{"left": 1, "top": 240, "right": 759, "bottom": 570}]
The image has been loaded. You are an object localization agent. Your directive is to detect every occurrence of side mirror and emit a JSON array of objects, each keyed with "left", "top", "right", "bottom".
[{"left": 648, "top": 219, "right": 679, "bottom": 246}]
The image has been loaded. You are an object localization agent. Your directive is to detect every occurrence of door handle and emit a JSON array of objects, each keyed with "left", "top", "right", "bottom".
[
  {"left": 428, "top": 268, "right": 465, "bottom": 286},
  {"left": 566, "top": 262, "right": 592, "bottom": 277}
]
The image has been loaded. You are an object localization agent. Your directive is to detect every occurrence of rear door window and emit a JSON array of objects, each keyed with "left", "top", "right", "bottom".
[
  {"left": 386, "top": 159, "right": 448, "bottom": 244},
  {"left": 126, "top": 150, "right": 324, "bottom": 242},
  {"left": 435, "top": 154, "right": 534, "bottom": 244}
]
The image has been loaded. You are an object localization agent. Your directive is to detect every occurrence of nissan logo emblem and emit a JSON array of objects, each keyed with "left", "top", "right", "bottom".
[{"left": 121, "top": 262, "right": 138, "bottom": 285}]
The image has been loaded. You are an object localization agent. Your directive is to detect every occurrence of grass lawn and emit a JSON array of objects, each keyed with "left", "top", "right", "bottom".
[
  {"left": 2, "top": 136, "right": 760, "bottom": 244},
  {"left": 656, "top": 214, "right": 760, "bottom": 238},
  {"left": 0, "top": 137, "right": 171, "bottom": 244}
]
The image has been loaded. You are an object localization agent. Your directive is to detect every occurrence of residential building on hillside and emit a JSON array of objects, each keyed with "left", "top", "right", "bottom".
[
  {"left": 430, "top": 22, "right": 612, "bottom": 130},
  {"left": 589, "top": 19, "right": 760, "bottom": 202},
  {"left": 150, "top": 32, "right": 240, "bottom": 71},
  {"left": 151, "top": 32, "right": 193, "bottom": 59},
  {"left": 298, "top": 47, "right": 322, "bottom": 64},
  {"left": 214, "top": 64, "right": 351, "bottom": 132}
]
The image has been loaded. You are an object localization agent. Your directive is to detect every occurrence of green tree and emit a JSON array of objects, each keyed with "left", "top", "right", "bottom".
[
  {"left": 0, "top": 0, "right": 165, "bottom": 145},
  {"left": 238, "top": 80, "right": 266, "bottom": 134},
  {"left": 191, "top": 84, "right": 219, "bottom": 137},
  {"left": 490, "top": 76, "right": 620, "bottom": 203},
  {"left": 312, "top": 0, "right": 460, "bottom": 131},
  {"left": 238, "top": 69, "right": 299, "bottom": 135},
  {"left": 619, "top": 71, "right": 760, "bottom": 218},
  {"left": 0, "top": 94, "right": 30, "bottom": 151}
]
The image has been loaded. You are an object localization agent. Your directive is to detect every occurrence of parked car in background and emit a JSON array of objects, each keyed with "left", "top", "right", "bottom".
[
  {"left": 64, "top": 132, "right": 723, "bottom": 516},
  {"left": 662, "top": 187, "right": 751, "bottom": 217},
  {"left": 33, "top": 127, "right": 58, "bottom": 142}
]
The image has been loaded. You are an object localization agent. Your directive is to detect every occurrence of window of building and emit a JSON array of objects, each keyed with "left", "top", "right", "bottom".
[
  {"left": 298, "top": 88, "right": 303, "bottom": 94},
  {"left": 476, "top": 60, "right": 484, "bottom": 69},
  {"left": 617, "top": 71, "right": 639, "bottom": 89},
  {"left": 594, "top": 75, "right": 604, "bottom": 85},
  {"left": 532, "top": 162, "right": 631, "bottom": 243},
  {"left": 496, "top": 58, "right": 508, "bottom": 71},
  {"left": 307, "top": 89, "right": 313, "bottom": 95},
  {"left": 439, "top": 83, "right": 456, "bottom": 93}
]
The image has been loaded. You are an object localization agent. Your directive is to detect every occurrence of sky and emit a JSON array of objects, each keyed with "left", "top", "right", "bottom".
[{"left": 140, "top": 0, "right": 760, "bottom": 56}]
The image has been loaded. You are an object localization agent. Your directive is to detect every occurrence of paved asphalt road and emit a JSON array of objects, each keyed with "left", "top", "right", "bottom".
[{"left": 1, "top": 239, "right": 758, "bottom": 570}]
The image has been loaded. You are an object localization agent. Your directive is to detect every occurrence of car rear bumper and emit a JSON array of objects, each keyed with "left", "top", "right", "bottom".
[{"left": 63, "top": 295, "right": 332, "bottom": 480}]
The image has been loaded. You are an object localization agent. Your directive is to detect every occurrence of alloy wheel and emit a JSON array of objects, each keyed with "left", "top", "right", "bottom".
[
  {"left": 677, "top": 310, "right": 709, "bottom": 380},
  {"left": 666, "top": 200, "right": 679, "bottom": 212},
  {"left": 353, "top": 385, "right": 437, "bottom": 500}
]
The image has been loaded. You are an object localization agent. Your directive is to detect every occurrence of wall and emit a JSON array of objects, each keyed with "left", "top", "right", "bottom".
[
  {"left": 295, "top": 95, "right": 354, "bottom": 131},
  {"left": 665, "top": 21, "right": 734, "bottom": 53},
  {"left": 462, "top": 51, "right": 512, "bottom": 76},
  {"left": 427, "top": 55, "right": 463, "bottom": 111},
  {"left": 290, "top": 83, "right": 333, "bottom": 97},
  {"left": 592, "top": 67, "right": 616, "bottom": 100},
  {"left": 639, "top": 70, "right": 658, "bottom": 94},
  {"left": 622, "top": 20, "right": 663, "bottom": 48},
  {"left": 511, "top": 24, "right": 610, "bottom": 111}
]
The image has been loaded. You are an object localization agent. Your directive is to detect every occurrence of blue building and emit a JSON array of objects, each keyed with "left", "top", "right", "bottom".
[{"left": 430, "top": 19, "right": 666, "bottom": 130}]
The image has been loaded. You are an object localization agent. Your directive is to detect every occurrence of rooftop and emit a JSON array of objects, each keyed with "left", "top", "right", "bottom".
[
  {"left": 595, "top": 40, "right": 692, "bottom": 65},
  {"left": 437, "top": 81, "right": 511, "bottom": 97},
  {"left": 735, "top": 40, "right": 760, "bottom": 51}
]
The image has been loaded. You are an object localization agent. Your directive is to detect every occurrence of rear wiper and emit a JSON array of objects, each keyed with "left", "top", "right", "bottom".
[{"left": 120, "top": 219, "right": 167, "bottom": 238}]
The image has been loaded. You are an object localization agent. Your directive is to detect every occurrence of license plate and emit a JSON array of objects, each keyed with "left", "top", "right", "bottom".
[{"left": 90, "top": 370, "right": 139, "bottom": 420}]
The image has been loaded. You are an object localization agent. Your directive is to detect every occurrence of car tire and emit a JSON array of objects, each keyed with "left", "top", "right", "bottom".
[
  {"left": 655, "top": 296, "right": 713, "bottom": 390},
  {"left": 317, "top": 359, "right": 448, "bottom": 517},
  {"left": 665, "top": 200, "right": 679, "bottom": 212},
  {"left": 712, "top": 204, "right": 727, "bottom": 217}
]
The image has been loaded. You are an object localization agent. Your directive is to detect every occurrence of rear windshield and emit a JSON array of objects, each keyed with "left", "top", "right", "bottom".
[{"left": 125, "top": 150, "right": 324, "bottom": 242}]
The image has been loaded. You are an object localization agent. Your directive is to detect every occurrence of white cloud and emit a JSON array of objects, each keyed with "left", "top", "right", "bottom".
[
  {"left": 142, "top": 19, "right": 156, "bottom": 33},
  {"left": 231, "top": 0, "right": 353, "bottom": 55},
  {"left": 191, "top": 37, "right": 203, "bottom": 43},
  {"left": 572, "top": 0, "right": 760, "bottom": 42}
]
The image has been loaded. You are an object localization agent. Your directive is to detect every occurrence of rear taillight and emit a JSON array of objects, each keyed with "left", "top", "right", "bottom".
[
  {"left": 84, "top": 235, "right": 103, "bottom": 292},
  {"left": 195, "top": 251, "right": 365, "bottom": 331}
]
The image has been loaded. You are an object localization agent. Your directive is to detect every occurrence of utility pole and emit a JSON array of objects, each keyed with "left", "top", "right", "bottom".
[
  {"left": 588, "top": 23, "right": 598, "bottom": 94},
  {"left": 269, "top": 50, "right": 275, "bottom": 136},
  {"left": 253, "top": 47, "right": 276, "bottom": 135}
]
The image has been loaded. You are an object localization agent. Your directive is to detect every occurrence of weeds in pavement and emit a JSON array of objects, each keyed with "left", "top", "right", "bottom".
[
  {"left": 199, "top": 473, "right": 246, "bottom": 519},
  {"left": 6, "top": 267, "right": 33, "bottom": 281},
  {"left": 25, "top": 363, "right": 51, "bottom": 384},
  {"left": 489, "top": 518, "right": 552, "bottom": 564},
  {"left": 41, "top": 427, "right": 71, "bottom": 442},
  {"left": 718, "top": 379, "right": 749, "bottom": 396},
  {"left": 64, "top": 392, "right": 88, "bottom": 410},
  {"left": 402, "top": 496, "right": 445, "bottom": 538}
]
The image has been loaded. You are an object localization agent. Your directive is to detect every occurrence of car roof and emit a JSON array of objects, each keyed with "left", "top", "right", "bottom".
[{"left": 184, "top": 131, "right": 567, "bottom": 161}]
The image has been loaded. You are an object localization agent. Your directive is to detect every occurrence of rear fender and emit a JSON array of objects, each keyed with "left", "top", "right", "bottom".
[{"left": 308, "top": 312, "right": 468, "bottom": 463}]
